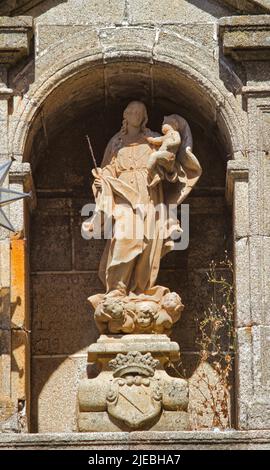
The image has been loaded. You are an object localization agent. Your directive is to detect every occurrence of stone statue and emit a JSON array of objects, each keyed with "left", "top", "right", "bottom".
[
  {"left": 82, "top": 101, "right": 202, "bottom": 335},
  {"left": 78, "top": 102, "right": 201, "bottom": 432}
]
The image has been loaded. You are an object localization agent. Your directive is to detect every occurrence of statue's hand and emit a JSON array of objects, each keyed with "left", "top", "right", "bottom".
[
  {"left": 93, "top": 178, "right": 102, "bottom": 189},
  {"left": 146, "top": 136, "right": 162, "bottom": 146},
  {"left": 92, "top": 167, "right": 102, "bottom": 189}
]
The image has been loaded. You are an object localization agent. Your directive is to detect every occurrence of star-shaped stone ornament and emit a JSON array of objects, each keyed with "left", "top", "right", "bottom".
[{"left": 0, "top": 161, "right": 30, "bottom": 231}]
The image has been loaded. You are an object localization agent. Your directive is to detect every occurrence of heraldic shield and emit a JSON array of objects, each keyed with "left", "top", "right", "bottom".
[{"left": 106, "top": 351, "right": 162, "bottom": 429}]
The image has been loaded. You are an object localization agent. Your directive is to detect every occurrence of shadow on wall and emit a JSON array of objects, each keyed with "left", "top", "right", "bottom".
[{"left": 187, "top": 0, "right": 235, "bottom": 17}]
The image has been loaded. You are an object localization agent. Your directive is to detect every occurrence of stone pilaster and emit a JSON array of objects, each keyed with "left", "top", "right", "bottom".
[{"left": 221, "top": 15, "right": 270, "bottom": 429}]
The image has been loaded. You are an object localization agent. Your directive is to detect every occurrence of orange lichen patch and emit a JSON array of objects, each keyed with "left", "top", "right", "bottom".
[
  {"left": 10, "top": 237, "right": 25, "bottom": 323},
  {"left": 10, "top": 237, "right": 30, "bottom": 420}
]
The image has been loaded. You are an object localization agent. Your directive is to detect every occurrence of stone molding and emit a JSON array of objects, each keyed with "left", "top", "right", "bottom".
[
  {"left": 226, "top": 159, "right": 249, "bottom": 205},
  {"left": 219, "top": 15, "right": 270, "bottom": 61},
  {"left": 0, "top": 16, "right": 33, "bottom": 66},
  {"left": 9, "top": 161, "right": 36, "bottom": 210},
  {"left": 1, "top": 431, "right": 270, "bottom": 450}
]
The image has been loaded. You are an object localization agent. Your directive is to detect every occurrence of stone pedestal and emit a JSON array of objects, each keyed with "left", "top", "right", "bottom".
[{"left": 77, "top": 335, "right": 189, "bottom": 432}]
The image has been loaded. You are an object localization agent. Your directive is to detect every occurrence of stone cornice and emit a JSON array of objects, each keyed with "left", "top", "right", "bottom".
[
  {"left": 9, "top": 161, "right": 36, "bottom": 210},
  {"left": 226, "top": 159, "right": 249, "bottom": 205},
  {"left": 0, "top": 16, "right": 33, "bottom": 66},
  {"left": 1, "top": 430, "right": 270, "bottom": 449},
  {"left": 219, "top": 15, "right": 270, "bottom": 61}
]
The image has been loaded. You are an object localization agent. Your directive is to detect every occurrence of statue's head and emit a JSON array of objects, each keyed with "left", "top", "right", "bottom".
[
  {"left": 122, "top": 101, "right": 148, "bottom": 133},
  {"left": 162, "top": 115, "right": 179, "bottom": 134}
]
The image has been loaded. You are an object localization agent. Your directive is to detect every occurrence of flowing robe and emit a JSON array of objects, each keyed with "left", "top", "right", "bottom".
[{"left": 92, "top": 129, "right": 201, "bottom": 295}]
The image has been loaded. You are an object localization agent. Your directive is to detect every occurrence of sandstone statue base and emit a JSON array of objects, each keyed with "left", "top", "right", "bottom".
[{"left": 77, "top": 334, "right": 189, "bottom": 432}]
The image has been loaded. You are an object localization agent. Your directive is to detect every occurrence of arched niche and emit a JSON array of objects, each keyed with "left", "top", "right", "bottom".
[{"left": 11, "top": 36, "right": 246, "bottom": 430}]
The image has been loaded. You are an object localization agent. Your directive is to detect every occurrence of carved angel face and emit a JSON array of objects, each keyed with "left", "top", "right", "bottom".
[
  {"left": 103, "top": 299, "right": 124, "bottom": 319},
  {"left": 161, "top": 292, "right": 183, "bottom": 313},
  {"left": 136, "top": 303, "right": 155, "bottom": 328}
]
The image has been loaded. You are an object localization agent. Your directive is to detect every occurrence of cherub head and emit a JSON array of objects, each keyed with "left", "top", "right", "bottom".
[
  {"left": 136, "top": 303, "right": 156, "bottom": 329},
  {"left": 103, "top": 299, "right": 125, "bottom": 320},
  {"left": 161, "top": 292, "right": 184, "bottom": 315}
]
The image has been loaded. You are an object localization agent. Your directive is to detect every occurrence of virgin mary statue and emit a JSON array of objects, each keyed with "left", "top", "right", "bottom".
[{"left": 83, "top": 101, "right": 201, "bottom": 302}]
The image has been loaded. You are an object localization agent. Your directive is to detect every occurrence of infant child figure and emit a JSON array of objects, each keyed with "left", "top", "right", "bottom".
[{"left": 146, "top": 115, "right": 181, "bottom": 188}]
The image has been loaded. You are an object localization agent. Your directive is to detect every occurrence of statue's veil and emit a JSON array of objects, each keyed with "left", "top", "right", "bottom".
[{"left": 164, "top": 114, "right": 202, "bottom": 206}]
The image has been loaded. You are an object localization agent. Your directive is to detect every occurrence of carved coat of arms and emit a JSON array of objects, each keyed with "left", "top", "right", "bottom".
[{"left": 106, "top": 351, "right": 162, "bottom": 429}]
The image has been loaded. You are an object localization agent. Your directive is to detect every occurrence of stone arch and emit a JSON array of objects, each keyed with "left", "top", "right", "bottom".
[{"left": 10, "top": 27, "right": 247, "bottom": 163}]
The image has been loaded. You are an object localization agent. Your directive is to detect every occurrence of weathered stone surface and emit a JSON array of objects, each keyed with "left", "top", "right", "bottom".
[
  {"left": 129, "top": 0, "right": 232, "bottom": 24},
  {"left": 236, "top": 327, "right": 253, "bottom": 429},
  {"left": 31, "top": 273, "right": 100, "bottom": 356},
  {"left": 220, "top": 15, "right": 270, "bottom": 60},
  {"left": 32, "top": 0, "right": 126, "bottom": 25},
  {"left": 78, "top": 378, "right": 108, "bottom": 412},
  {"left": 164, "top": 24, "right": 217, "bottom": 51},
  {"left": 0, "top": 101, "right": 8, "bottom": 153},
  {"left": 248, "top": 402, "right": 270, "bottom": 429},
  {"left": 35, "top": 27, "right": 101, "bottom": 77},
  {"left": 78, "top": 412, "right": 121, "bottom": 433},
  {"left": 36, "top": 25, "right": 93, "bottom": 53},
  {"left": 0, "top": 16, "right": 33, "bottom": 65},
  {"left": 31, "top": 355, "right": 87, "bottom": 433},
  {"left": 252, "top": 325, "right": 270, "bottom": 392},
  {"left": 78, "top": 410, "right": 189, "bottom": 432},
  {"left": 0, "top": 397, "right": 16, "bottom": 432},
  {"left": 188, "top": 203, "right": 231, "bottom": 270},
  {"left": 1, "top": 430, "right": 270, "bottom": 450},
  {"left": 78, "top": 335, "right": 188, "bottom": 432},
  {"left": 234, "top": 237, "right": 250, "bottom": 327},
  {"left": 30, "top": 199, "right": 72, "bottom": 272},
  {"left": 73, "top": 229, "right": 106, "bottom": 271},
  {"left": 100, "top": 27, "right": 156, "bottom": 55},
  {"left": 249, "top": 236, "right": 270, "bottom": 326}
]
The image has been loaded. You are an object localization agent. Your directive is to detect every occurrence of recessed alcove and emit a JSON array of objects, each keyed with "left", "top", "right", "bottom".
[{"left": 24, "top": 60, "right": 232, "bottom": 432}]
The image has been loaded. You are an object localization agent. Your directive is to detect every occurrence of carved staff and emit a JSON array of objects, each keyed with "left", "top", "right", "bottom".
[{"left": 85, "top": 134, "right": 98, "bottom": 171}]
